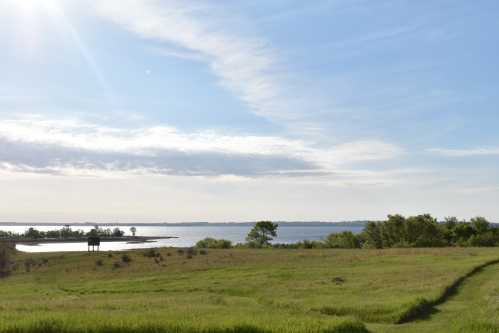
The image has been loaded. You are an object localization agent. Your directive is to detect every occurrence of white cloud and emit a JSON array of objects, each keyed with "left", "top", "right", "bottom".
[
  {"left": 428, "top": 147, "right": 499, "bottom": 157},
  {"left": 93, "top": 0, "right": 294, "bottom": 121},
  {"left": 0, "top": 115, "right": 403, "bottom": 178}
]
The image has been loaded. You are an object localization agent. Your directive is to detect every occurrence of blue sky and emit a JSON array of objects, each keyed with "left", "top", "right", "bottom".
[{"left": 0, "top": 0, "right": 498, "bottom": 222}]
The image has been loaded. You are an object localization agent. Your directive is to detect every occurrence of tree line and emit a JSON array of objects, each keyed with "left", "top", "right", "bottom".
[
  {"left": 195, "top": 215, "right": 498, "bottom": 249},
  {"left": 0, "top": 226, "right": 127, "bottom": 240},
  {"left": 358, "top": 215, "right": 497, "bottom": 248}
]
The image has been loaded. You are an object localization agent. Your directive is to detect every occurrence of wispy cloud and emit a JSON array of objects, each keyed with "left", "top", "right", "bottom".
[
  {"left": 93, "top": 0, "right": 297, "bottom": 122},
  {"left": 0, "top": 116, "right": 403, "bottom": 178},
  {"left": 152, "top": 46, "right": 206, "bottom": 63},
  {"left": 428, "top": 147, "right": 499, "bottom": 157}
]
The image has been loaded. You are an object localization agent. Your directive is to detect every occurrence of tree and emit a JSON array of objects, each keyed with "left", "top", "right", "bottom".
[
  {"left": 130, "top": 227, "right": 137, "bottom": 237},
  {"left": 246, "top": 221, "right": 278, "bottom": 247},
  {"left": 470, "top": 217, "right": 490, "bottom": 234},
  {"left": 24, "top": 227, "right": 41, "bottom": 239},
  {"left": 87, "top": 226, "right": 100, "bottom": 237},
  {"left": 381, "top": 215, "right": 407, "bottom": 247},
  {"left": 444, "top": 217, "right": 459, "bottom": 230},
  {"left": 112, "top": 228, "right": 124, "bottom": 237},
  {"left": 361, "top": 222, "right": 384, "bottom": 249},
  {"left": 405, "top": 214, "right": 445, "bottom": 247},
  {"left": 453, "top": 223, "right": 475, "bottom": 245}
]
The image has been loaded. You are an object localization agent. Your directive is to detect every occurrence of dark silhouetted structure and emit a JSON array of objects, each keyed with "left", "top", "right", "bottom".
[{"left": 88, "top": 236, "right": 100, "bottom": 252}]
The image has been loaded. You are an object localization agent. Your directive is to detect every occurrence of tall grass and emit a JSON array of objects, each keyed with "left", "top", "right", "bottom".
[{"left": 0, "top": 318, "right": 368, "bottom": 333}]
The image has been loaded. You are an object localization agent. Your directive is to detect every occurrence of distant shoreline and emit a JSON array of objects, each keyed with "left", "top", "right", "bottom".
[
  {"left": 0, "top": 221, "right": 370, "bottom": 227},
  {"left": 5, "top": 236, "right": 177, "bottom": 245}
]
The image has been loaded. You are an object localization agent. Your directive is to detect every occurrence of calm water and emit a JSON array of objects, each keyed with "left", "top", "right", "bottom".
[{"left": 0, "top": 224, "right": 364, "bottom": 253}]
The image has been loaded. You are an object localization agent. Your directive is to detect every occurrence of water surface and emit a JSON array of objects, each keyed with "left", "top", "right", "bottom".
[{"left": 0, "top": 224, "right": 364, "bottom": 252}]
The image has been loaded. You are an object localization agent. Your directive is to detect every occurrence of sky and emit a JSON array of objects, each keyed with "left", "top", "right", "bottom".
[{"left": 0, "top": 0, "right": 498, "bottom": 222}]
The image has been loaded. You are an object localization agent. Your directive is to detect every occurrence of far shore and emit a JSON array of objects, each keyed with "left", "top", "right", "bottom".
[{"left": 1, "top": 236, "right": 178, "bottom": 245}]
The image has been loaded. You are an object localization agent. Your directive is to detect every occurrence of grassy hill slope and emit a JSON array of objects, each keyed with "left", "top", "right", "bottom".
[{"left": 1, "top": 248, "right": 498, "bottom": 332}]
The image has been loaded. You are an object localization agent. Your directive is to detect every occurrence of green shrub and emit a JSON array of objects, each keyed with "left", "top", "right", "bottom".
[
  {"left": 326, "top": 231, "right": 361, "bottom": 249},
  {"left": 195, "top": 238, "right": 232, "bottom": 249},
  {"left": 468, "top": 232, "right": 497, "bottom": 247},
  {"left": 24, "top": 258, "right": 36, "bottom": 272},
  {"left": 298, "top": 240, "right": 325, "bottom": 249},
  {"left": 143, "top": 248, "right": 158, "bottom": 258},
  {"left": 121, "top": 254, "right": 132, "bottom": 263}
]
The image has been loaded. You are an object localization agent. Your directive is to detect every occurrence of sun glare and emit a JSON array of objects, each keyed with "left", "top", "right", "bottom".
[
  {"left": 2, "top": 0, "right": 64, "bottom": 58},
  {"left": 6, "top": 0, "right": 60, "bottom": 14}
]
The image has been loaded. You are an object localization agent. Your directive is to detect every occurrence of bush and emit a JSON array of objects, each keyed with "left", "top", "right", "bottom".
[
  {"left": 121, "top": 254, "right": 132, "bottom": 263},
  {"left": 24, "top": 258, "right": 36, "bottom": 272},
  {"left": 195, "top": 238, "right": 232, "bottom": 249},
  {"left": 113, "top": 261, "right": 122, "bottom": 269},
  {"left": 0, "top": 243, "right": 13, "bottom": 278},
  {"left": 199, "top": 249, "right": 208, "bottom": 255},
  {"left": 468, "top": 232, "right": 497, "bottom": 247},
  {"left": 186, "top": 247, "right": 197, "bottom": 256},
  {"left": 326, "top": 231, "right": 361, "bottom": 249},
  {"left": 143, "top": 248, "right": 158, "bottom": 258},
  {"left": 298, "top": 240, "right": 325, "bottom": 249}
]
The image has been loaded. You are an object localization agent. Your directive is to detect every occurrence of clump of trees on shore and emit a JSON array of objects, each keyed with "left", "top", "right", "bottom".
[
  {"left": 359, "top": 215, "right": 497, "bottom": 248},
  {"left": 0, "top": 226, "right": 126, "bottom": 240},
  {"left": 282, "top": 215, "right": 498, "bottom": 249},
  {"left": 195, "top": 215, "right": 498, "bottom": 250}
]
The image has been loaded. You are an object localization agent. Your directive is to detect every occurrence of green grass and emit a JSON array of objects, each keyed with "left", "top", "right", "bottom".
[
  {"left": 2, "top": 248, "right": 499, "bottom": 332},
  {"left": 372, "top": 257, "right": 499, "bottom": 332}
]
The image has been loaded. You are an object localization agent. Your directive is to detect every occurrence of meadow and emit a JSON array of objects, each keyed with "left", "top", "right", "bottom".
[{"left": 1, "top": 247, "right": 499, "bottom": 333}]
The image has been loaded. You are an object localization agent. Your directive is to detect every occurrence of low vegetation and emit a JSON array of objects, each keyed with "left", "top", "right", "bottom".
[
  {"left": 195, "top": 237, "right": 232, "bottom": 249},
  {"left": 198, "top": 215, "right": 499, "bottom": 251},
  {"left": 1, "top": 247, "right": 499, "bottom": 332},
  {"left": 2, "top": 215, "right": 499, "bottom": 332},
  {"left": 0, "top": 242, "right": 13, "bottom": 278}
]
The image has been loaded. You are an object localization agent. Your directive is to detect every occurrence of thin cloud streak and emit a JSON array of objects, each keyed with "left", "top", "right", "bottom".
[{"left": 428, "top": 147, "right": 499, "bottom": 157}]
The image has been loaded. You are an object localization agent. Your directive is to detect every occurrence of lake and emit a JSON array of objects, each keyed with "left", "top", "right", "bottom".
[{"left": 0, "top": 224, "right": 364, "bottom": 252}]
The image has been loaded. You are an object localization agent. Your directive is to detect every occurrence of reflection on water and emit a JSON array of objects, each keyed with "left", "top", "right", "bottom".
[{"left": 2, "top": 225, "right": 364, "bottom": 253}]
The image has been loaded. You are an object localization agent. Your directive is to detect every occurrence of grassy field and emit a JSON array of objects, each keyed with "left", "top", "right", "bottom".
[
  {"left": 373, "top": 257, "right": 499, "bottom": 333},
  {"left": 1, "top": 247, "right": 499, "bottom": 332}
]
